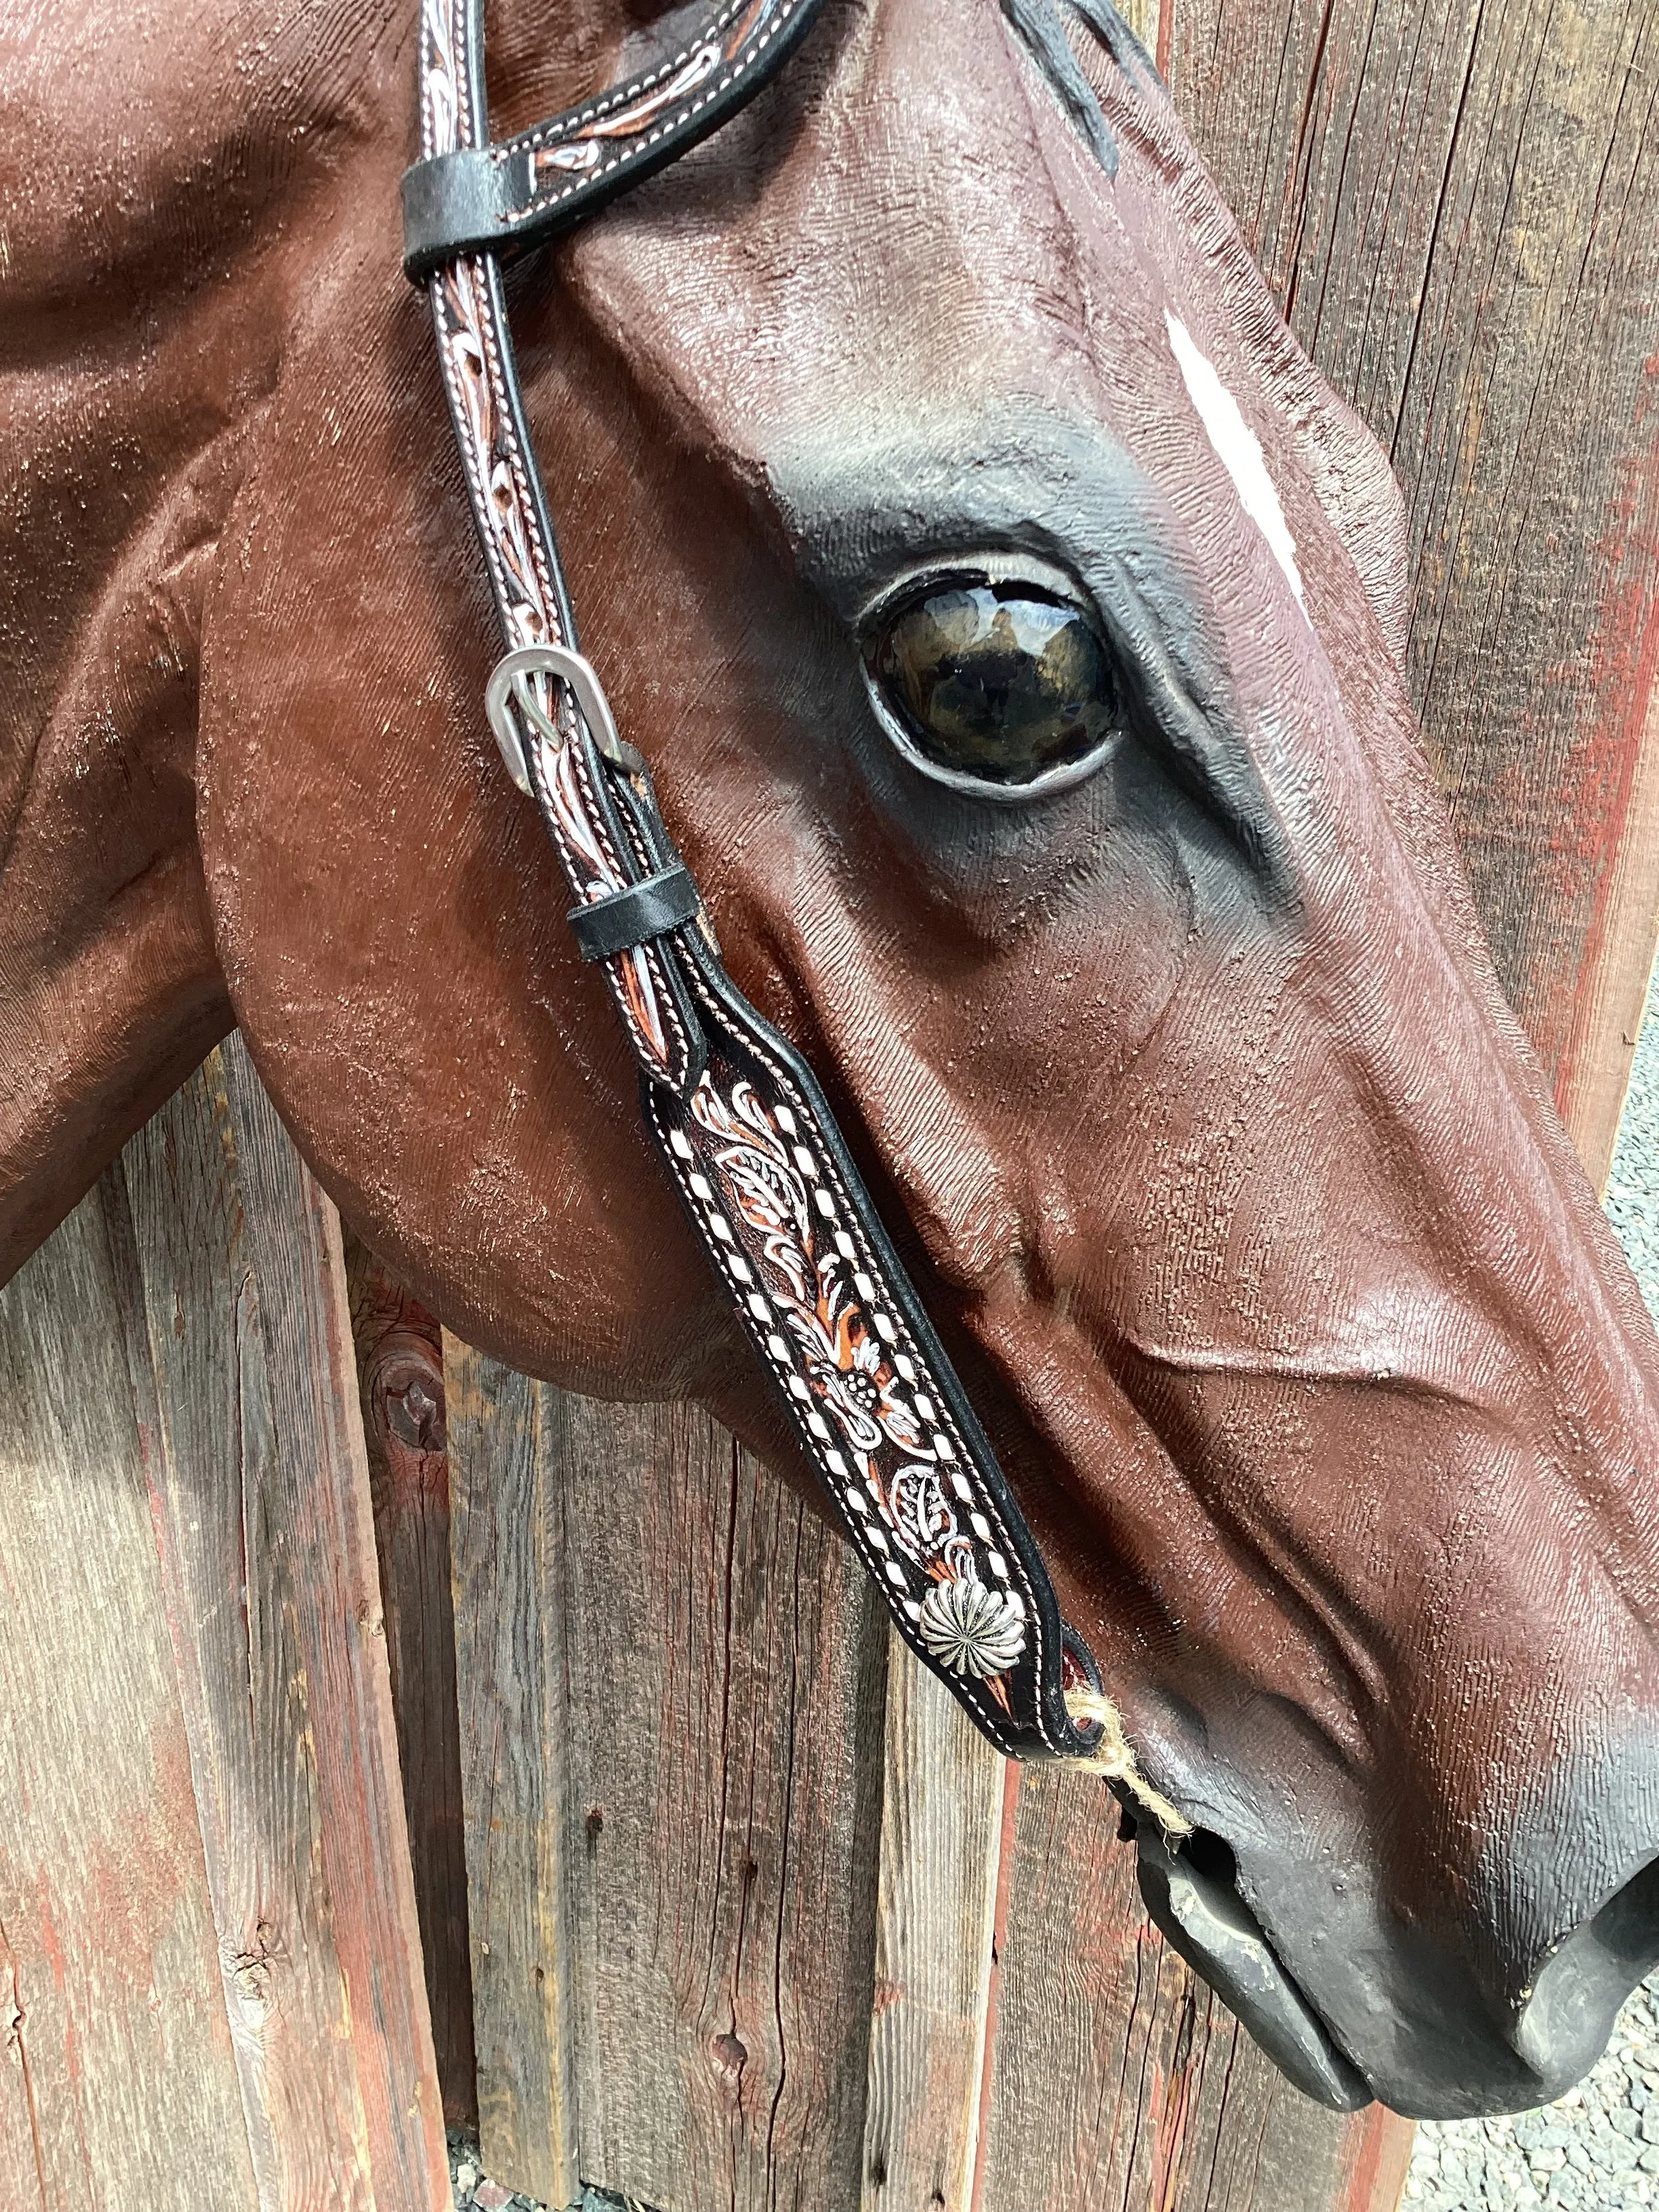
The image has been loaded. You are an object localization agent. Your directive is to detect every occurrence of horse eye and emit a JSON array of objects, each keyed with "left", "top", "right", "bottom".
[{"left": 863, "top": 578, "right": 1123, "bottom": 794}]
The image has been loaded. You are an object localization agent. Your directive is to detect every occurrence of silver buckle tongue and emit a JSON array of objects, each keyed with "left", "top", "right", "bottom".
[{"left": 484, "top": 643, "right": 647, "bottom": 795}]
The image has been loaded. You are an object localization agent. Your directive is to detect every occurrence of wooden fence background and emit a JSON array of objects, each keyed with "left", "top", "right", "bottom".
[{"left": 1, "top": 1, "right": 1656, "bottom": 2207}]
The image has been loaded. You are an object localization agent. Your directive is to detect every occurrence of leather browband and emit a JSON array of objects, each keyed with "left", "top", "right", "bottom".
[
  {"left": 407, "top": 0, "right": 1119, "bottom": 1768},
  {"left": 401, "top": 0, "right": 831, "bottom": 280}
]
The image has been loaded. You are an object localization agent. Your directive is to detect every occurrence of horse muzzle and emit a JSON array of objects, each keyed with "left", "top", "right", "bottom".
[
  {"left": 1134, "top": 1824, "right": 1370, "bottom": 2109},
  {"left": 1134, "top": 1792, "right": 1659, "bottom": 2118}
]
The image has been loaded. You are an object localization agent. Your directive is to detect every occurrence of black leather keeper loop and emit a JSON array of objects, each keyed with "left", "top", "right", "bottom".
[
  {"left": 568, "top": 866, "right": 701, "bottom": 962},
  {"left": 403, "top": 148, "right": 531, "bottom": 279}
]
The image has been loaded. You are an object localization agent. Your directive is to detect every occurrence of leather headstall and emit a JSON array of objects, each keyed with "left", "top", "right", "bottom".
[{"left": 404, "top": 0, "right": 1112, "bottom": 1764}]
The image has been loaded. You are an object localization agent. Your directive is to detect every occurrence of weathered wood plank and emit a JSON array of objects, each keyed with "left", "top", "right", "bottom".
[
  {"left": 345, "top": 1235, "right": 476, "bottom": 2123},
  {"left": 446, "top": 1345, "right": 580, "bottom": 2209},
  {"left": 859, "top": 1635, "right": 1004, "bottom": 2212},
  {"left": 214, "top": 1036, "right": 453, "bottom": 2209},
  {"left": 447, "top": 1362, "right": 888, "bottom": 2211},
  {"left": 110, "top": 1049, "right": 378, "bottom": 2206},
  {"left": 0, "top": 1931, "right": 42, "bottom": 2212},
  {"left": 1167, "top": 0, "right": 1659, "bottom": 1187},
  {"left": 1338, "top": 2102, "right": 1418, "bottom": 2212},
  {"left": 1117, "top": 0, "right": 1163, "bottom": 60},
  {"left": 1563, "top": 689, "right": 1659, "bottom": 1193},
  {"left": 980, "top": 1761, "right": 1390, "bottom": 2212},
  {"left": 103, "top": 1036, "right": 451, "bottom": 2210},
  {"left": 0, "top": 1178, "right": 257, "bottom": 2212},
  {"left": 558, "top": 1391, "right": 887, "bottom": 2212}
]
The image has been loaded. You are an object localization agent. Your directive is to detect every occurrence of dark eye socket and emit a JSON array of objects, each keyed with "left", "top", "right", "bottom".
[{"left": 863, "top": 575, "right": 1124, "bottom": 793}]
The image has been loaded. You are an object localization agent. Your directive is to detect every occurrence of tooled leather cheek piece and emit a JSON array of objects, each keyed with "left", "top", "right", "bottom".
[{"left": 403, "top": 0, "right": 1179, "bottom": 1797}]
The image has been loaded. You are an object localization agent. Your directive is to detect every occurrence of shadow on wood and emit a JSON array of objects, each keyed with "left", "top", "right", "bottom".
[
  {"left": 445, "top": 1352, "right": 889, "bottom": 2211},
  {"left": 345, "top": 1235, "right": 478, "bottom": 2123}
]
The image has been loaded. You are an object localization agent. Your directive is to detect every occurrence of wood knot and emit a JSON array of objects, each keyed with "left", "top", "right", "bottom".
[
  {"left": 386, "top": 1372, "right": 445, "bottom": 1452},
  {"left": 228, "top": 1926, "right": 280, "bottom": 2026},
  {"left": 710, "top": 2030, "right": 747, "bottom": 2083}
]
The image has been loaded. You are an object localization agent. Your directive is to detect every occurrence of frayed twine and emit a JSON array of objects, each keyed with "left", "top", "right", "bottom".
[{"left": 1064, "top": 1687, "right": 1192, "bottom": 1838}]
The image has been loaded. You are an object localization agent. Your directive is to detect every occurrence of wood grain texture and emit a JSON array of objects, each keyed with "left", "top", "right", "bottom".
[
  {"left": 860, "top": 1634, "right": 1004, "bottom": 2212},
  {"left": 980, "top": 1763, "right": 1388, "bottom": 2212},
  {"left": 0, "top": 1935, "right": 41, "bottom": 2212},
  {"left": 345, "top": 1235, "right": 476, "bottom": 2123},
  {"left": 446, "top": 1345, "right": 580, "bottom": 2210},
  {"left": 104, "top": 1036, "right": 451, "bottom": 2211},
  {"left": 109, "top": 1052, "right": 373, "bottom": 2208},
  {"left": 0, "top": 1174, "right": 256, "bottom": 2211},
  {"left": 1565, "top": 680, "right": 1659, "bottom": 1191},
  {"left": 1166, "top": 0, "right": 1659, "bottom": 1185},
  {"left": 1338, "top": 2103, "right": 1419, "bottom": 2212},
  {"left": 1117, "top": 0, "right": 1163, "bottom": 58},
  {"left": 447, "top": 1362, "right": 888, "bottom": 2212},
  {"left": 558, "top": 1391, "right": 887, "bottom": 2212},
  {"left": 214, "top": 1036, "right": 452, "bottom": 2209}
]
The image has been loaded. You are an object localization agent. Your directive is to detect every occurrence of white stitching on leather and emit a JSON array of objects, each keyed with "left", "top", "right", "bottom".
[
  {"left": 510, "top": 0, "right": 755, "bottom": 147},
  {"left": 502, "top": 1, "right": 808, "bottom": 224},
  {"left": 655, "top": 964, "right": 1057, "bottom": 1759}
]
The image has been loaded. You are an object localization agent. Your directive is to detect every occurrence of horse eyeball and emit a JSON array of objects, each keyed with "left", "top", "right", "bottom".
[{"left": 865, "top": 579, "right": 1123, "bottom": 792}]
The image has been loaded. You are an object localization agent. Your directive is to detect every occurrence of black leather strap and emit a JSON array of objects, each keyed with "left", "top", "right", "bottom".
[
  {"left": 411, "top": 0, "right": 1122, "bottom": 1770},
  {"left": 403, "top": 148, "right": 531, "bottom": 281},
  {"left": 403, "top": 0, "right": 831, "bottom": 281},
  {"left": 568, "top": 864, "right": 701, "bottom": 961}
]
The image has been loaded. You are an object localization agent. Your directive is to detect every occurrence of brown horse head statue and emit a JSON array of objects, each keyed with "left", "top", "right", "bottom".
[{"left": 5, "top": 0, "right": 1659, "bottom": 2122}]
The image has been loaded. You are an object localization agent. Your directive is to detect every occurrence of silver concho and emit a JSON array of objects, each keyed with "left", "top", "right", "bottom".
[{"left": 918, "top": 1576, "right": 1026, "bottom": 1679}]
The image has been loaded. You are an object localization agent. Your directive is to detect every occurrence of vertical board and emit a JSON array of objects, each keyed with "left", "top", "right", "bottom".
[
  {"left": 447, "top": 1355, "right": 888, "bottom": 2211},
  {"left": 446, "top": 1350, "right": 581, "bottom": 2209},
  {"left": 344, "top": 1235, "right": 476, "bottom": 2123},
  {"left": 1166, "top": 0, "right": 1659, "bottom": 1184},
  {"left": 981, "top": 1764, "right": 1378, "bottom": 2212},
  {"left": 110, "top": 1036, "right": 452, "bottom": 2211},
  {"left": 1338, "top": 2105, "right": 1418, "bottom": 2212},
  {"left": 859, "top": 1635, "right": 1004, "bottom": 2212},
  {"left": 0, "top": 1172, "right": 256, "bottom": 2211},
  {"left": 216, "top": 1037, "right": 453, "bottom": 2208},
  {"left": 108, "top": 1057, "right": 371, "bottom": 2204}
]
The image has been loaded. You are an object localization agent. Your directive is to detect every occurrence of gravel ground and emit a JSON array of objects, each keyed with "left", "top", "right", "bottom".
[
  {"left": 1608, "top": 979, "right": 1659, "bottom": 1303},
  {"left": 448, "top": 978, "right": 1659, "bottom": 2212},
  {"left": 1406, "top": 1991, "right": 1659, "bottom": 2211},
  {"left": 448, "top": 2126, "right": 639, "bottom": 2212},
  {"left": 1408, "top": 970, "right": 1659, "bottom": 2212}
]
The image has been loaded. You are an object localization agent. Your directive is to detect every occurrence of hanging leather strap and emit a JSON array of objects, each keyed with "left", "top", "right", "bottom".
[{"left": 405, "top": 0, "right": 1113, "bottom": 1763}]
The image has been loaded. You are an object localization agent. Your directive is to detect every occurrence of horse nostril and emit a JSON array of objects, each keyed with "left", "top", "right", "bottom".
[
  {"left": 1179, "top": 1825, "right": 1239, "bottom": 1890},
  {"left": 1516, "top": 1853, "right": 1659, "bottom": 2095}
]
